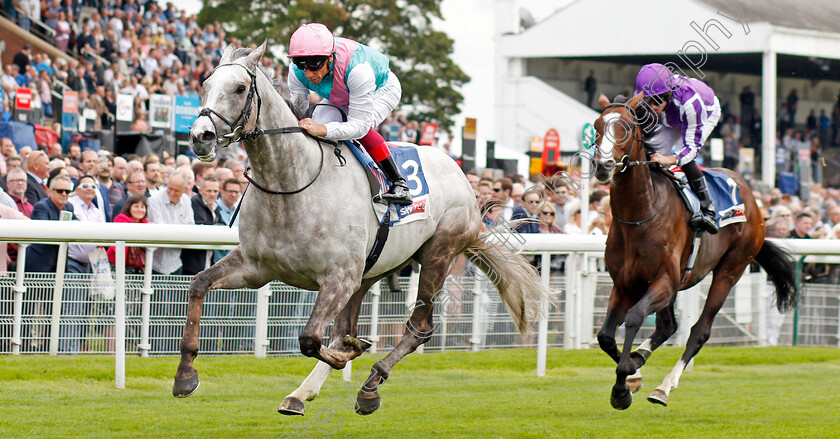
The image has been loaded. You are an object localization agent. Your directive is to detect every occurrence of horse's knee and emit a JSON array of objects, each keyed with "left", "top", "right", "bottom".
[
  {"left": 624, "top": 308, "right": 647, "bottom": 334},
  {"left": 299, "top": 333, "right": 322, "bottom": 357},
  {"left": 188, "top": 273, "right": 213, "bottom": 299},
  {"left": 597, "top": 332, "right": 616, "bottom": 351}
]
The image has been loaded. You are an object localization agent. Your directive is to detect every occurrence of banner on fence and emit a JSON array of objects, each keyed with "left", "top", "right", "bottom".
[
  {"left": 150, "top": 94, "right": 172, "bottom": 130},
  {"left": 419, "top": 122, "right": 438, "bottom": 145},
  {"left": 14, "top": 88, "right": 31, "bottom": 110},
  {"left": 116, "top": 94, "right": 134, "bottom": 122},
  {"left": 62, "top": 91, "right": 79, "bottom": 134},
  {"left": 173, "top": 96, "right": 201, "bottom": 134}
]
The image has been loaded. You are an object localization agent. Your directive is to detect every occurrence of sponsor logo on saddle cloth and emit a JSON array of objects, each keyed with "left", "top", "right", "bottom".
[
  {"left": 344, "top": 140, "right": 430, "bottom": 226},
  {"left": 669, "top": 166, "right": 746, "bottom": 229},
  {"left": 374, "top": 143, "right": 430, "bottom": 225}
]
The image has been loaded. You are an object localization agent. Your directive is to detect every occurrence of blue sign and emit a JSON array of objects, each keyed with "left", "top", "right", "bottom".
[{"left": 173, "top": 96, "right": 201, "bottom": 133}]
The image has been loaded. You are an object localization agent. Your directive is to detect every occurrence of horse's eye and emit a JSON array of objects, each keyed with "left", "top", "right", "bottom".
[{"left": 236, "top": 84, "right": 246, "bottom": 94}]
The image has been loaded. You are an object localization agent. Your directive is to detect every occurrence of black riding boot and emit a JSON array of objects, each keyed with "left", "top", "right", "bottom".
[
  {"left": 377, "top": 155, "right": 413, "bottom": 205},
  {"left": 682, "top": 161, "right": 719, "bottom": 234}
]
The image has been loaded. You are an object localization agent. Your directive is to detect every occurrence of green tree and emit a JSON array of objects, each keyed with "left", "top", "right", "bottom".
[{"left": 198, "top": 0, "right": 469, "bottom": 131}]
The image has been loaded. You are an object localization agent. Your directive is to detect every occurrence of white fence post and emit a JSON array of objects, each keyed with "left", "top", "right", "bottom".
[
  {"left": 753, "top": 269, "right": 768, "bottom": 347},
  {"left": 11, "top": 243, "right": 28, "bottom": 354},
  {"left": 138, "top": 247, "right": 156, "bottom": 357},
  {"left": 563, "top": 252, "right": 578, "bottom": 349},
  {"left": 579, "top": 254, "right": 596, "bottom": 350},
  {"left": 369, "top": 281, "right": 381, "bottom": 354},
  {"left": 48, "top": 242, "right": 68, "bottom": 355},
  {"left": 677, "top": 285, "right": 700, "bottom": 346},
  {"left": 253, "top": 284, "right": 271, "bottom": 358},
  {"left": 537, "top": 252, "right": 550, "bottom": 377},
  {"left": 115, "top": 241, "right": 126, "bottom": 389},
  {"left": 406, "top": 268, "right": 422, "bottom": 354},
  {"left": 470, "top": 278, "right": 485, "bottom": 352}
]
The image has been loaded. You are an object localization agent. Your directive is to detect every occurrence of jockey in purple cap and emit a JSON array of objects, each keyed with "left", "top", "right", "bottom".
[
  {"left": 635, "top": 63, "right": 721, "bottom": 234},
  {"left": 286, "top": 23, "right": 412, "bottom": 205}
]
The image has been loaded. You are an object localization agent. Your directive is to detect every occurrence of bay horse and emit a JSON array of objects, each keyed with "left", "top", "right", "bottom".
[
  {"left": 174, "top": 42, "right": 549, "bottom": 416},
  {"left": 591, "top": 94, "right": 798, "bottom": 409}
]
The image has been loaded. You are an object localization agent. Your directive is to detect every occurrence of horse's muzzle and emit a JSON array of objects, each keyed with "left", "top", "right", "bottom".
[
  {"left": 190, "top": 118, "right": 219, "bottom": 162},
  {"left": 595, "top": 158, "right": 615, "bottom": 184}
]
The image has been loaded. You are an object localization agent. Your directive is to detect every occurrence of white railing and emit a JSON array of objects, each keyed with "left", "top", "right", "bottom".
[{"left": 1, "top": 220, "right": 839, "bottom": 387}]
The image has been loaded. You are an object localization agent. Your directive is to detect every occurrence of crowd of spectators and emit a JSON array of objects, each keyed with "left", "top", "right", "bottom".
[{"left": 1, "top": 0, "right": 292, "bottom": 134}]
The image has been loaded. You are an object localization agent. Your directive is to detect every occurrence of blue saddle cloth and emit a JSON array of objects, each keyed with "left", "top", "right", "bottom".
[
  {"left": 344, "top": 140, "right": 430, "bottom": 225},
  {"left": 672, "top": 168, "right": 746, "bottom": 229}
]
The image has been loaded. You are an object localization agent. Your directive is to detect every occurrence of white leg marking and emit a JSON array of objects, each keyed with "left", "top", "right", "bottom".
[
  {"left": 656, "top": 359, "right": 687, "bottom": 396},
  {"left": 287, "top": 361, "right": 333, "bottom": 402}
]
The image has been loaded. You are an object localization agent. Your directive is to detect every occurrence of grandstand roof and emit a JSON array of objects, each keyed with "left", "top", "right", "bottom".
[
  {"left": 498, "top": 0, "right": 840, "bottom": 63},
  {"left": 697, "top": 0, "right": 840, "bottom": 34}
]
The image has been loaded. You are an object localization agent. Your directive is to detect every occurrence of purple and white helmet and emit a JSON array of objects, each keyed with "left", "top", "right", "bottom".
[{"left": 634, "top": 63, "right": 677, "bottom": 97}]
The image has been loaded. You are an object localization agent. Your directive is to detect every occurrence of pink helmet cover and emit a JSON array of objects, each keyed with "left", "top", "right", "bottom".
[{"left": 289, "top": 23, "right": 335, "bottom": 57}]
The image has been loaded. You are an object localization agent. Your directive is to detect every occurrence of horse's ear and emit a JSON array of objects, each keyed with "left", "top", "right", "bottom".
[
  {"left": 598, "top": 94, "right": 610, "bottom": 110},
  {"left": 628, "top": 92, "right": 644, "bottom": 110},
  {"left": 243, "top": 40, "right": 267, "bottom": 71},
  {"left": 220, "top": 43, "right": 237, "bottom": 64}
]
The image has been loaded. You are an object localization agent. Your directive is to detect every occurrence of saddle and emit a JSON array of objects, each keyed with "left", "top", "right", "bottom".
[{"left": 653, "top": 166, "right": 746, "bottom": 231}]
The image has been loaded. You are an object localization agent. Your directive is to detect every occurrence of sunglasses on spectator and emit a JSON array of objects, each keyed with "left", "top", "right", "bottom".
[
  {"left": 53, "top": 188, "right": 73, "bottom": 194},
  {"left": 540, "top": 211, "right": 555, "bottom": 217},
  {"left": 77, "top": 183, "right": 97, "bottom": 190},
  {"left": 493, "top": 188, "right": 502, "bottom": 192},
  {"left": 292, "top": 56, "right": 329, "bottom": 71}
]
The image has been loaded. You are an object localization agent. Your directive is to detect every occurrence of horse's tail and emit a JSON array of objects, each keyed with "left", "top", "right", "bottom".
[
  {"left": 754, "top": 239, "right": 799, "bottom": 312},
  {"left": 464, "top": 235, "right": 550, "bottom": 335}
]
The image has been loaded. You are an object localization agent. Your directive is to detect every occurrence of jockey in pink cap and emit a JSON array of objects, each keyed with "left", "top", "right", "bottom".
[
  {"left": 286, "top": 23, "right": 412, "bottom": 205},
  {"left": 635, "top": 63, "right": 721, "bottom": 234}
]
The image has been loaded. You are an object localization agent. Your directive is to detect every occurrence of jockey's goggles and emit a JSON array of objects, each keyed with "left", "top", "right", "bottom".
[{"left": 292, "top": 56, "right": 329, "bottom": 71}]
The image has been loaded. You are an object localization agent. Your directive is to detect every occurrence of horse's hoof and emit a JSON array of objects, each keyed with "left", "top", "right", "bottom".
[
  {"left": 647, "top": 389, "right": 669, "bottom": 406},
  {"left": 343, "top": 335, "right": 372, "bottom": 354},
  {"left": 173, "top": 372, "right": 200, "bottom": 398},
  {"left": 610, "top": 385, "right": 633, "bottom": 410},
  {"left": 355, "top": 392, "right": 381, "bottom": 415},
  {"left": 278, "top": 397, "right": 306, "bottom": 416},
  {"left": 626, "top": 376, "right": 643, "bottom": 393}
]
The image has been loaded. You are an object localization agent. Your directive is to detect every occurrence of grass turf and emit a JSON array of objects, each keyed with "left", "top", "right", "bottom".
[{"left": 1, "top": 347, "right": 839, "bottom": 438}]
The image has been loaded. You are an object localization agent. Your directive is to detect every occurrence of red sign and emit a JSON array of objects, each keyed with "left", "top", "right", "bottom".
[
  {"left": 419, "top": 123, "right": 438, "bottom": 145},
  {"left": 542, "top": 128, "right": 561, "bottom": 165},
  {"left": 63, "top": 91, "right": 79, "bottom": 114},
  {"left": 14, "top": 88, "right": 31, "bottom": 111}
]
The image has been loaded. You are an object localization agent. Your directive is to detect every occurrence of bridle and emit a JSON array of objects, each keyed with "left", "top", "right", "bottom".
[
  {"left": 599, "top": 103, "right": 659, "bottom": 226},
  {"left": 196, "top": 62, "right": 333, "bottom": 196},
  {"left": 601, "top": 103, "right": 656, "bottom": 172}
]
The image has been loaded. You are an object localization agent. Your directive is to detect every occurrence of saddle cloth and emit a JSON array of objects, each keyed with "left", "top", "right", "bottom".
[
  {"left": 344, "top": 140, "right": 430, "bottom": 226},
  {"left": 668, "top": 166, "right": 747, "bottom": 229}
]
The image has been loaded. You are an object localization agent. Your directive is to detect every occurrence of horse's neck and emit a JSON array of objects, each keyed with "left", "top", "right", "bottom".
[
  {"left": 244, "top": 74, "right": 321, "bottom": 193},
  {"left": 610, "top": 165, "right": 660, "bottom": 222}
]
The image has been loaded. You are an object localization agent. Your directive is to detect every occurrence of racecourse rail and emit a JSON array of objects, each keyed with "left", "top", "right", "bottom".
[{"left": 1, "top": 219, "right": 839, "bottom": 388}]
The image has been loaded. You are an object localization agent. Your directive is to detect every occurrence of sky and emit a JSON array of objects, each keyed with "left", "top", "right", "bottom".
[{"left": 179, "top": 0, "right": 570, "bottom": 156}]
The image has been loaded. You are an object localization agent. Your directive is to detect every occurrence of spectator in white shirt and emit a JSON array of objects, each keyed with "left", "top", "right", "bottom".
[
  {"left": 146, "top": 171, "right": 194, "bottom": 275},
  {"left": 62, "top": 175, "right": 105, "bottom": 353}
]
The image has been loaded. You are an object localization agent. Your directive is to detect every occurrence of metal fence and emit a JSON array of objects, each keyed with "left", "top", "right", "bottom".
[{"left": 3, "top": 268, "right": 838, "bottom": 357}]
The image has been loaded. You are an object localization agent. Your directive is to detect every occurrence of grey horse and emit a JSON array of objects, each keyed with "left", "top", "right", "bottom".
[{"left": 175, "top": 42, "right": 550, "bottom": 416}]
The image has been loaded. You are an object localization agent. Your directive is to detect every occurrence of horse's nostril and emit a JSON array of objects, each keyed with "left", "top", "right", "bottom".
[
  {"left": 200, "top": 131, "right": 215, "bottom": 143},
  {"left": 605, "top": 159, "right": 616, "bottom": 168}
]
